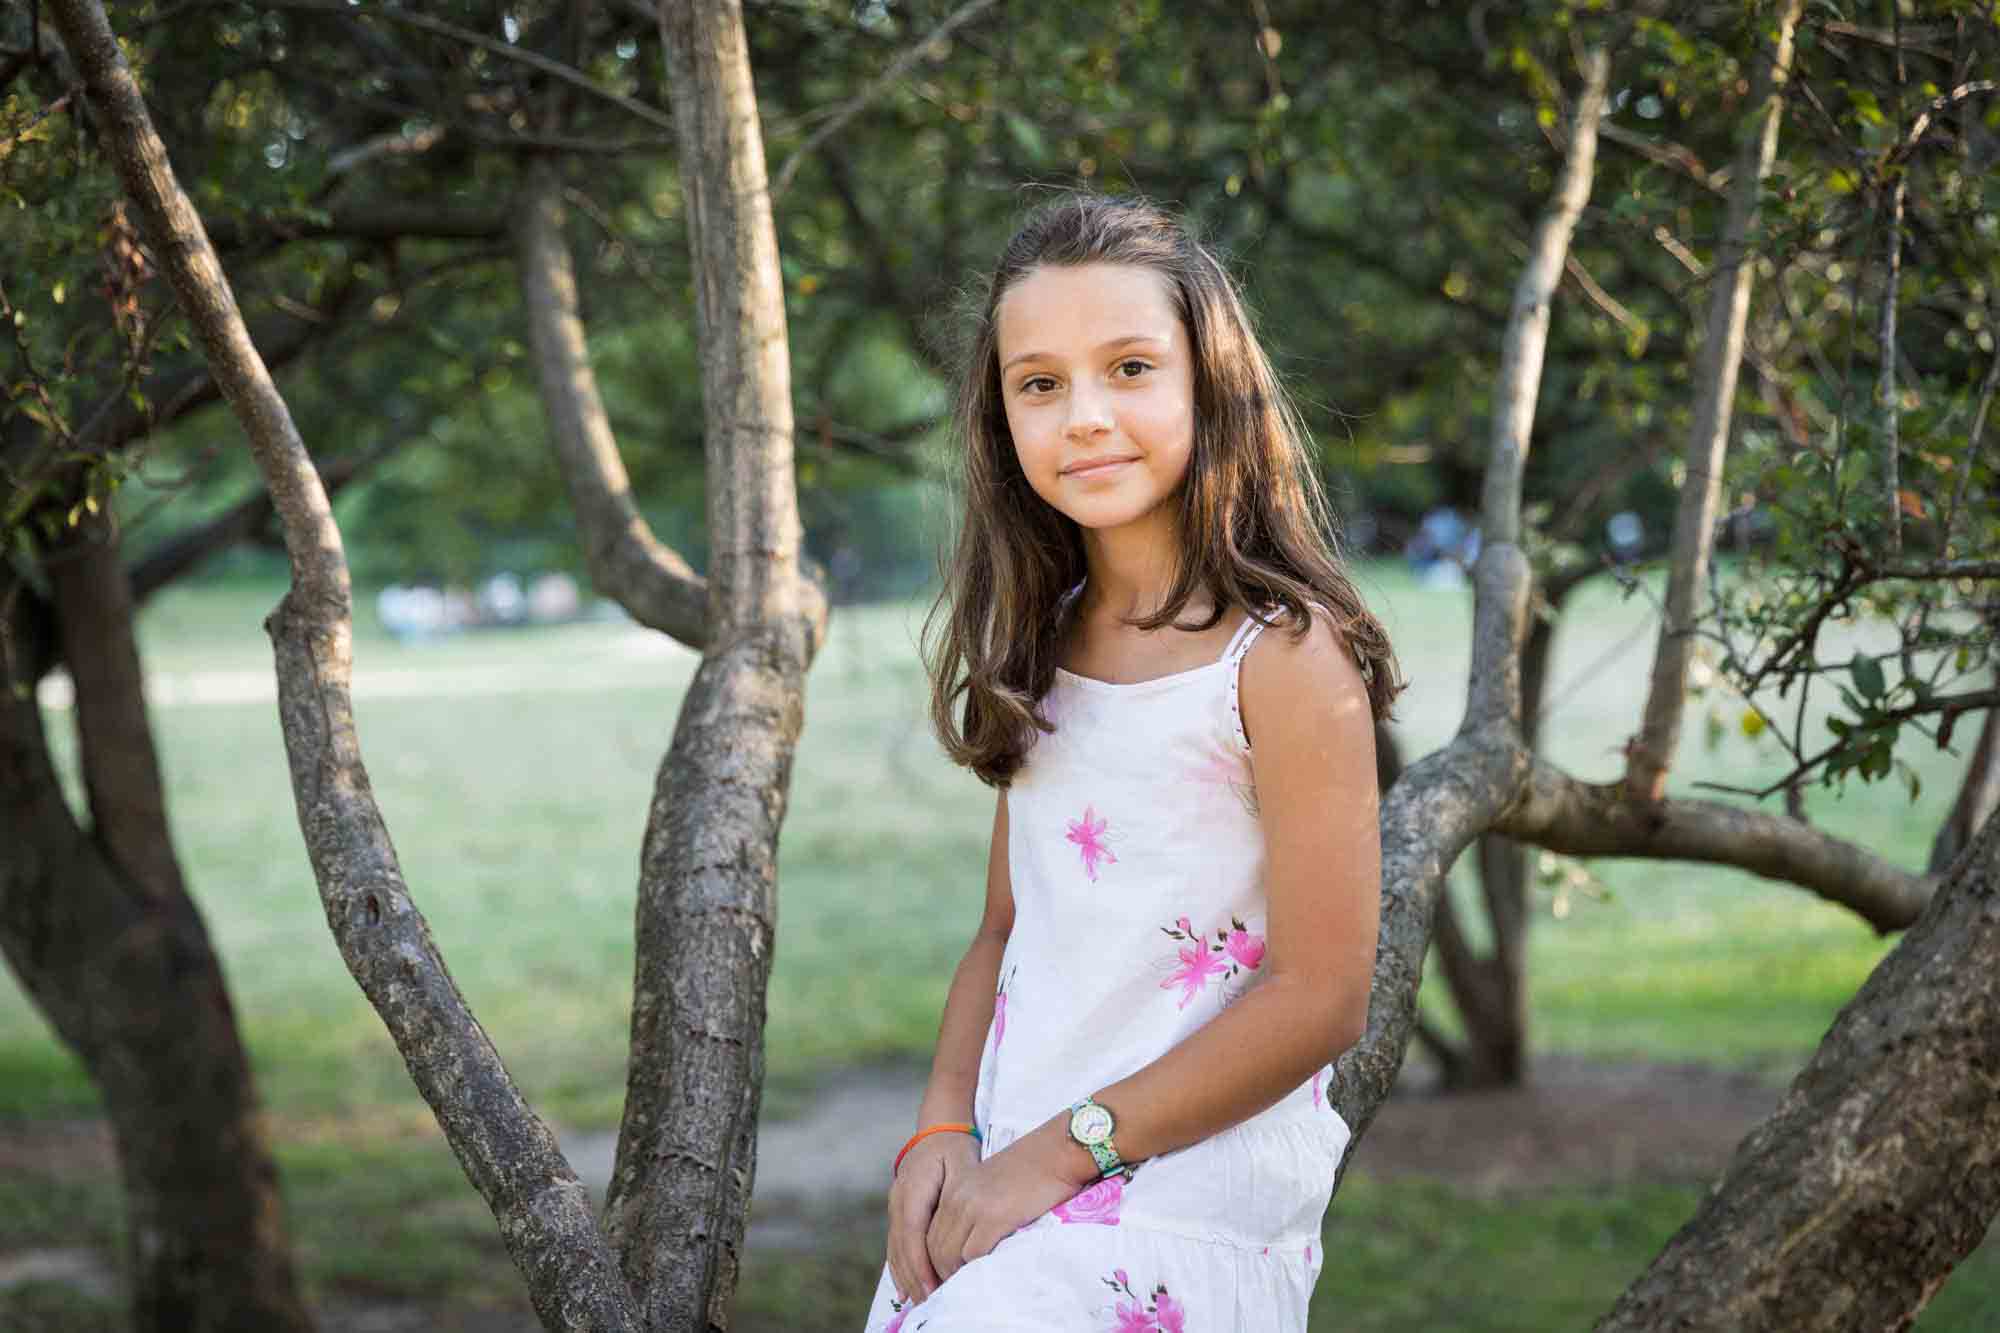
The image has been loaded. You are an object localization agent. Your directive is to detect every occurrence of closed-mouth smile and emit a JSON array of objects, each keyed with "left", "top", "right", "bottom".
[{"left": 1062, "top": 456, "right": 1139, "bottom": 477}]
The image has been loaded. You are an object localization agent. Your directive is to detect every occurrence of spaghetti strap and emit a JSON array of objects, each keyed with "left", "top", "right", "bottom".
[
  {"left": 1224, "top": 606, "right": 1275, "bottom": 753},
  {"left": 1219, "top": 608, "right": 1271, "bottom": 665}
]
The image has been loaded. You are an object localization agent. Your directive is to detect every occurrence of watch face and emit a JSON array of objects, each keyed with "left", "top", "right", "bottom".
[{"left": 1071, "top": 1103, "right": 1114, "bottom": 1144}]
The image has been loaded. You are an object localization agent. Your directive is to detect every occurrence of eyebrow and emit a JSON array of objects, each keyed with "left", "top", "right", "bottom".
[{"left": 1000, "top": 335, "right": 1170, "bottom": 374}]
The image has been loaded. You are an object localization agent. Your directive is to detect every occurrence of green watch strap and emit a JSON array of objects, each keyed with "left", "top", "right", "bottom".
[{"left": 1067, "top": 1096, "right": 1124, "bottom": 1177}]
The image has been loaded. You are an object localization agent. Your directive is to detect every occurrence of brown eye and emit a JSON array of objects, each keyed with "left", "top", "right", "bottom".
[
  {"left": 1021, "top": 375, "right": 1057, "bottom": 394},
  {"left": 1116, "top": 360, "right": 1150, "bottom": 378}
]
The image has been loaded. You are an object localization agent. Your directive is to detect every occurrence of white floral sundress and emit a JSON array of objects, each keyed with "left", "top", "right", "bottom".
[{"left": 861, "top": 608, "right": 1353, "bottom": 1332}]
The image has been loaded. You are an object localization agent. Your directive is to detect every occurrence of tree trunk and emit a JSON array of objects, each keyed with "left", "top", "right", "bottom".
[
  {"left": 1594, "top": 809, "right": 2000, "bottom": 1331},
  {"left": 44, "top": 1, "right": 641, "bottom": 1325},
  {"left": 1439, "top": 604, "right": 1561, "bottom": 1088},
  {"left": 1328, "top": 40, "right": 1612, "bottom": 1172},
  {"left": 1626, "top": 0, "right": 1804, "bottom": 800},
  {"left": 1436, "top": 422, "right": 1618, "bottom": 1089},
  {"left": 601, "top": 4, "right": 826, "bottom": 1328},
  {"left": 1930, "top": 705, "right": 1998, "bottom": 874},
  {"left": 0, "top": 542, "right": 314, "bottom": 1333}
]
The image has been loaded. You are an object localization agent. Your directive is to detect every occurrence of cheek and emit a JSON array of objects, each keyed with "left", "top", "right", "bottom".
[
  {"left": 1005, "top": 405, "right": 1057, "bottom": 473},
  {"left": 1133, "top": 395, "right": 1195, "bottom": 471}
]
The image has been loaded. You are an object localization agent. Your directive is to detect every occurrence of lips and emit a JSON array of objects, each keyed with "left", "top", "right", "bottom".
[{"left": 1062, "top": 456, "right": 1139, "bottom": 477}]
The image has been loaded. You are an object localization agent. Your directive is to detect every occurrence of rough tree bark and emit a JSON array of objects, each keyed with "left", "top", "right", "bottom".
[
  {"left": 1595, "top": 808, "right": 2000, "bottom": 1330},
  {"left": 1428, "top": 577, "right": 1570, "bottom": 1089},
  {"left": 43, "top": 0, "right": 641, "bottom": 1327},
  {"left": 515, "top": 157, "right": 710, "bottom": 650},
  {"left": 1318, "top": 14, "right": 2000, "bottom": 1325},
  {"left": 39, "top": 1, "right": 1995, "bottom": 1326},
  {"left": 52, "top": 0, "right": 827, "bottom": 1326},
  {"left": 1626, "top": 0, "right": 1804, "bottom": 801},
  {"left": 598, "top": 3, "right": 827, "bottom": 1327},
  {"left": 1325, "top": 43, "right": 1613, "bottom": 1170},
  {"left": 1931, "top": 706, "right": 1999, "bottom": 874},
  {"left": 0, "top": 533, "right": 316, "bottom": 1333}
]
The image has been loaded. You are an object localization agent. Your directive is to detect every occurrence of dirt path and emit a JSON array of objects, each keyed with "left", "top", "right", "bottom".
[{"left": 0, "top": 1056, "right": 1789, "bottom": 1328}]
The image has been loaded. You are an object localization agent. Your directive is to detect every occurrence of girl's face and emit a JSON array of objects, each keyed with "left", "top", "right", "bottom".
[{"left": 993, "top": 263, "right": 1197, "bottom": 542}]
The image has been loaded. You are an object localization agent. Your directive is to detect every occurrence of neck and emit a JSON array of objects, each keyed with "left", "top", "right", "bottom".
[{"left": 1078, "top": 509, "right": 1186, "bottom": 621}]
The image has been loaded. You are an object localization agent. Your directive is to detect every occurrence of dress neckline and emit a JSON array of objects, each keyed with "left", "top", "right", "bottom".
[{"left": 1052, "top": 659, "right": 1232, "bottom": 693}]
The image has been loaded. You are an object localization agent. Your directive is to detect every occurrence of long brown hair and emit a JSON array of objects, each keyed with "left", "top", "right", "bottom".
[{"left": 925, "top": 193, "right": 1403, "bottom": 785}]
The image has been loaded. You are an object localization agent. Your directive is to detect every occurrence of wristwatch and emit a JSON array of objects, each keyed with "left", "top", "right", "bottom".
[{"left": 1066, "top": 1095, "right": 1124, "bottom": 1177}]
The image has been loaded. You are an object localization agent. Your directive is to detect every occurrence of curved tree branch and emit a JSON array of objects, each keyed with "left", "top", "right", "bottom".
[
  {"left": 1498, "top": 757, "right": 1935, "bottom": 933},
  {"left": 1470, "top": 44, "right": 1608, "bottom": 729},
  {"left": 254, "top": 0, "right": 678, "bottom": 137},
  {"left": 601, "top": 3, "right": 827, "bottom": 1325},
  {"left": 128, "top": 440, "right": 398, "bottom": 607},
  {"left": 205, "top": 201, "right": 508, "bottom": 251},
  {"left": 770, "top": 0, "right": 1000, "bottom": 200},
  {"left": 1329, "top": 42, "right": 1609, "bottom": 1179},
  {"left": 515, "top": 158, "right": 710, "bottom": 649},
  {"left": 43, "top": 2, "right": 640, "bottom": 1327},
  {"left": 1596, "top": 809, "right": 2000, "bottom": 1330},
  {"left": 1626, "top": 0, "right": 1804, "bottom": 800}
]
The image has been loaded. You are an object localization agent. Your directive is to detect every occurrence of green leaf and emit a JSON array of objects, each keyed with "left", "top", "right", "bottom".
[
  {"left": 1002, "top": 112, "right": 1047, "bottom": 161},
  {"left": 1850, "top": 653, "right": 1885, "bottom": 701},
  {"left": 1895, "top": 759, "right": 1922, "bottom": 804}
]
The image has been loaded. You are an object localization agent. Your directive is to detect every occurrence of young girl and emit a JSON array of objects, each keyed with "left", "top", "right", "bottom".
[{"left": 862, "top": 194, "right": 1401, "bottom": 1332}]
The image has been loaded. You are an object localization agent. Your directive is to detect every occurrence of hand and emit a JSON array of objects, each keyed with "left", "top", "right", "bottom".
[
  {"left": 887, "top": 1130, "right": 981, "bottom": 1305},
  {"left": 925, "top": 1132, "right": 1088, "bottom": 1286}
]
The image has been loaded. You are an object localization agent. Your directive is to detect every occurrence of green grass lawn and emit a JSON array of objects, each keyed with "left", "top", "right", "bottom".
[{"left": 3, "top": 562, "right": 1994, "bottom": 1329}]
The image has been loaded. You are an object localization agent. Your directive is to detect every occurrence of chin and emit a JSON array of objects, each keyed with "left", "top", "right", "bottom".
[{"left": 1061, "top": 500, "right": 1169, "bottom": 533}]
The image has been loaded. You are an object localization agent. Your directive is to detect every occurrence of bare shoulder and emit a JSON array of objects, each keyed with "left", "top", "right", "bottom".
[{"left": 1238, "top": 604, "right": 1374, "bottom": 745}]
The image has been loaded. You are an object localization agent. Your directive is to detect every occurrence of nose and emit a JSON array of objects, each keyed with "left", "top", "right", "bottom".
[{"left": 1063, "top": 384, "right": 1112, "bottom": 441}]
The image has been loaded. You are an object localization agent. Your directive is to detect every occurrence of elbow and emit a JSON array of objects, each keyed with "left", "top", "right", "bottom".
[
  {"left": 1276, "top": 971, "right": 1368, "bottom": 1061},
  {"left": 1328, "top": 1013, "right": 1366, "bottom": 1060},
  {"left": 1327, "top": 987, "right": 1370, "bottom": 1058}
]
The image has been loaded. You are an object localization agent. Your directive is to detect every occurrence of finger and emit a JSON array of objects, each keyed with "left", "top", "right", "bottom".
[
  {"left": 892, "top": 1248, "right": 916, "bottom": 1304},
  {"left": 893, "top": 1163, "right": 946, "bottom": 1297},
  {"left": 926, "top": 1212, "right": 962, "bottom": 1285},
  {"left": 893, "top": 1225, "right": 940, "bottom": 1303},
  {"left": 961, "top": 1222, "right": 1001, "bottom": 1269}
]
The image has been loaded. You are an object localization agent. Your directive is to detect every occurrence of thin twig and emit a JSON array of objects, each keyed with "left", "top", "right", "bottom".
[
  {"left": 1897, "top": 79, "right": 1999, "bottom": 157},
  {"left": 254, "top": 0, "right": 678, "bottom": 136},
  {"left": 1877, "top": 174, "right": 1905, "bottom": 553},
  {"left": 1564, "top": 252, "right": 1646, "bottom": 345},
  {"left": 0, "top": 86, "right": 74, "bottom": 153},
  {"left": 1941, "top": 297, "right": 1999, "bottom": 544},
  {"left": 770, "top": 0, "right": 999, "bottom": 200}
]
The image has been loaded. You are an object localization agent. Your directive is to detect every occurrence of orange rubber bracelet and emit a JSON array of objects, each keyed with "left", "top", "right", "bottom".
[{"left": 893, "top": 1122, "right": 981, "bottom": 1177}]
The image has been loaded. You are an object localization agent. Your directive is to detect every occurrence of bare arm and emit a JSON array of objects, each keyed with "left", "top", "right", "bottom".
[
  {"left": 914, "top": 789, "right": 1016, "bottom": 1126},
  {"left": 1081, "top": 609, "right": 1379, "bottom": 1164},
  {"left": 889, "top": 790, "right": 1015, "bottom": 1302}
]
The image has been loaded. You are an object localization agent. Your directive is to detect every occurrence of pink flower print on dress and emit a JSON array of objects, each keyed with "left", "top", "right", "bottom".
[
  {"left": 1186, "top": 751, "right": 1259, "bottom": 816},
  {"left": 1053, "top": 1172, "right": 1125, "bottom": 1225},
  {"left": 1312, "top": 1066, "right": 1325, "bottom": 1110},
  {"left": 1159, "top": 915, "right": 1261, "bottom": 1008},
  {"left": 1225, "top": 926, "right": 1265, "bottom": 970},
  {"left": 1161, "top": 936, "right": 1226, "bottom": 1009},
  {"left": 1100, "top": 1272, "right": 1181, "bottom": 1332},
  {"left": 1109, "top": 1301, "right": 1156, "bottom": 1333},
  {"left": 1066, "top": 805, "right": 1118, "bottom": 881},
  {"left": 990, "top": 965, "right": 1015, "bottom": 1058}
]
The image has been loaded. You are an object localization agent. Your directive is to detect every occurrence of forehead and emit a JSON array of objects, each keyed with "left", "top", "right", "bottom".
[{"left": 995, "top": 263, "right": 1183, "bottom": 359}]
